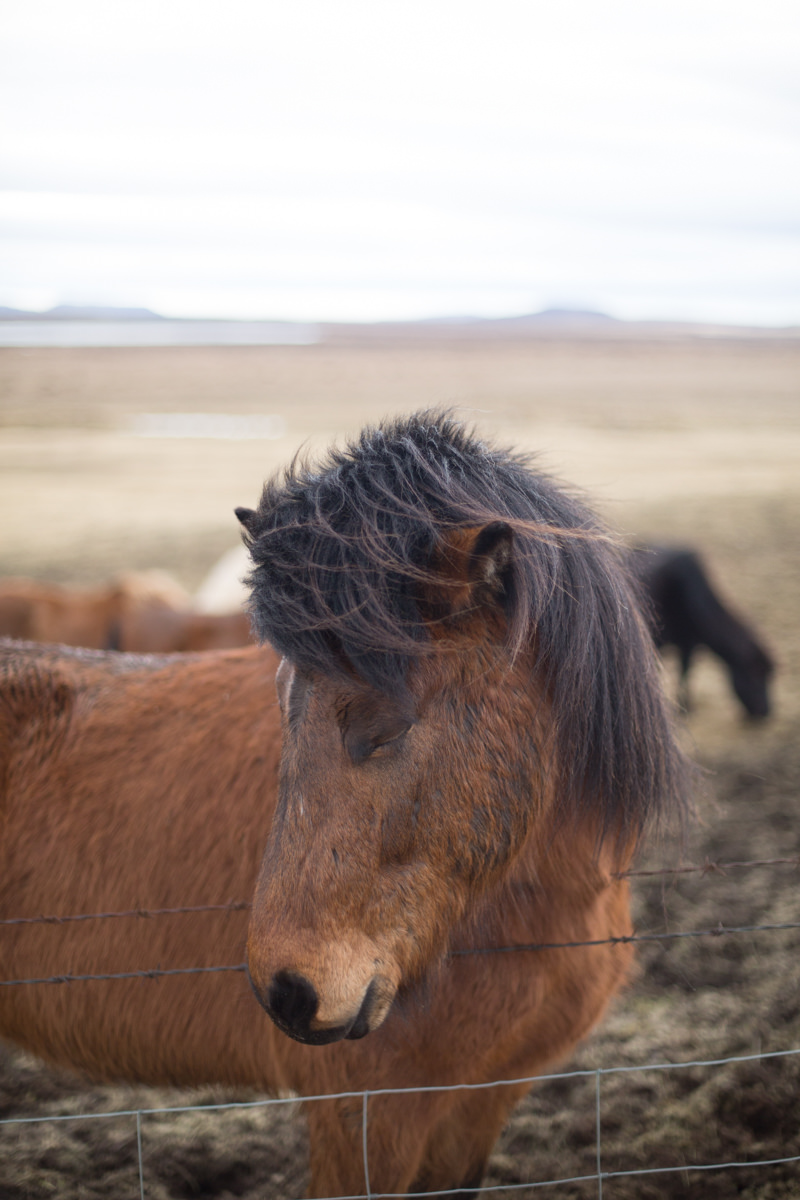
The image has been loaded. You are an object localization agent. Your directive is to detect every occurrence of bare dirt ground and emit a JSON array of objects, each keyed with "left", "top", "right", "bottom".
[{"left": 1, "top": 331, "right": 799, "bottom": 1197}]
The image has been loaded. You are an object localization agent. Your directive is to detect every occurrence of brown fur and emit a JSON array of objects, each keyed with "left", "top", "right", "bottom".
[
  {"left": 2, "top": 617, "right": 639, "bottom": 1196},
  {"left": 0, "top": 415, "right": 690, "bottom": 1196},
  {"left": 116, "top": 605, "right": 254, "bottom": 652},
  {"left": 0, "top": 416, "right": 691, "bottom": 1197},
  {"left": 0, "top": 572, "right": 189, "bottom": 648},
  {"left": 0, "top": 575, "right": 253, "bottom": 653}
]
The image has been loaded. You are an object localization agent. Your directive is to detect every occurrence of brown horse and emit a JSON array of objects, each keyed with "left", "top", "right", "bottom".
[
  {"left": 0, "top": 571, "right": 191, "bottom": 649},
  {"left": 114, "top": 603, "right": 254, "bottom": 652},
  {"left": 0, "top": 413, "right": 690, "bottom": 1198},
  {"left": 0, "top": 572, "right": 253, "bottom": 653}
]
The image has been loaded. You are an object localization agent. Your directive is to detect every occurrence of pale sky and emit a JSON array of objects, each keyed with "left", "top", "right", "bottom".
[{"left": 2, "top": 0, "right": 799, "bottom": 324}]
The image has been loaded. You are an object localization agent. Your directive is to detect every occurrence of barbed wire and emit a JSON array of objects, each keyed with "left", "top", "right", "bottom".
[
  {"left": 618, "top": 854, "right": 800, "bottom": 879},
  {"left": 4, "top": 916, "right": 800, "bottom": 987},
  {"left": 452, "top": 918, "right": 800, "bottom": 957},
  {"left": 2, "top": 855, "right": 798, "bottom": 931},
  {"left": 0, "top": 964, "right": 247, "bottom": 987},
  {"left": 0, "top": 901, "right": 248, "bottom": 927}
]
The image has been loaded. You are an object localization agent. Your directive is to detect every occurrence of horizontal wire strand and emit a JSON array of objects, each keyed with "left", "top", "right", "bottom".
[
  {"left": 4, "top": 917, "right": 800, "bottom": 987},
  {"left": 2, "top": 855, "right": 799, "bottom": 930},
  {"left": 0, "top": 901, "right": 249, "bottom": 927},
  {"left": 3, "top": 1046, "right": 799, "bottom": 1124},
  {"left": 3, "top": 860, "right": 798, "bottom": 1193},
  {"left": 4, "top": 1048, "right": 800, "bottom": 1199},
  {"left": 0, "top": 964, "right": 247, "bottom": 986}
]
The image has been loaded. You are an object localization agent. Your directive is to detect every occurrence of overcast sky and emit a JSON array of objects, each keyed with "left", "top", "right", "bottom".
[{"left": 2, "top": 0, "right": 799, "bottom": 324}]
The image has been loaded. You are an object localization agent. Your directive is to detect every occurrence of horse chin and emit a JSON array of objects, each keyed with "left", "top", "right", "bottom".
[
  {"left": 276, "top": 1021, "right": 355, "bottom": 1047},
  {"left": 345, "top": 974, "right": 397, "bottom": 1039}
]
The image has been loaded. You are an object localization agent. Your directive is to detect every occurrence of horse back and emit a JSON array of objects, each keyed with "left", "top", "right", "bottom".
[
  {"left": 0, "top": 638, "right": 282, "bottom": 830},
  {"left": 632, "top": 546, "right": 771, "bottom": 665},
  {"left": 0, "top": 640, "right": 287, "bottom": 1087}
]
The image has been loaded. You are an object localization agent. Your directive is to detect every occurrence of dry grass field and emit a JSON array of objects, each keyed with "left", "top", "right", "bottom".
[{"left": 1, "top": 330, "right": 799, "bottom": 1197}]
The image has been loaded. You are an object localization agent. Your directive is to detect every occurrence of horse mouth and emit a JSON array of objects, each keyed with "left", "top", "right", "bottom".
[
  {"left": 344, "top": 975, "right": 396, "bottom": 1040},
  {"left": 247, "top": 969, "right": 396, "bottom": 1045}
]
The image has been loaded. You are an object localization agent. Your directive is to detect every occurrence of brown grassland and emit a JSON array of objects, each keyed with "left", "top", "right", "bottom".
[{"left": 1, "top": 329, "right": 799, "bottom": 1197}]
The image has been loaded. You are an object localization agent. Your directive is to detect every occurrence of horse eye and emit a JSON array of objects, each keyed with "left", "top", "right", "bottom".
[
  {"left": 342, "top": 709, "right": 413, "bottom": 765},
  {"left": 369, "top": 726, "right": 411, "bottom": 757}
]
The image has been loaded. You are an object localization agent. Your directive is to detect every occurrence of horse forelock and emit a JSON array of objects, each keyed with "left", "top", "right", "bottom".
[{"left": 242, "top": 410, "right": 692, "bottom": 842}]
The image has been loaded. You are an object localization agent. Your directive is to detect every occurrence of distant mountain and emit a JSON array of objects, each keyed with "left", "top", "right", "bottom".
[
  {"left": 418, "top": 307, "right": 616, "bottom": 327},
  {"left": 0, "top": 304, "right": 165, "bottom": 321},
  {"left": 526, "top": 307, "right": 618, "bottom": 324},
  {"left": 0, "top": 304, "right": 793, "bottom": 342},
  {"left": 321, "top": 307, "right": 631, "bottom": 343},
  {"left": 319, "top": 309, "right": 799, "bottom": 345}
]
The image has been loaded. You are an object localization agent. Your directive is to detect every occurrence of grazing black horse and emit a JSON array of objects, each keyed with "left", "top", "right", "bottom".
[{"left": 631, "top": 546, "right": 774, "bottom": 719}]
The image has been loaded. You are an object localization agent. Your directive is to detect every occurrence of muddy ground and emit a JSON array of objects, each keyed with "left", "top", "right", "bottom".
[{"left": 1, "top": 331, "right": 799, "bottom": 1197}]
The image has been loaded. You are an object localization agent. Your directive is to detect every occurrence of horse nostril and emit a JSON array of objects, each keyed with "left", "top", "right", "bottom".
[{"left": 267, "top": 970, "right": 319, "bottom": 1030}]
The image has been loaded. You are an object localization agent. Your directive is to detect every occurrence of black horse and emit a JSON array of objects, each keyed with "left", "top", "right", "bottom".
[{"left": 631, "top": 546, "right": 774, "bottom": 719}]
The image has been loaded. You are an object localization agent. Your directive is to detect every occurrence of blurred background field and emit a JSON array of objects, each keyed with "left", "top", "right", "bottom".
[
  {"left": 1, "top": 327, "right": 798, "bottom": 735},
  {"left": 1, "top": 328, "right": 800, "bottom": 1195}
]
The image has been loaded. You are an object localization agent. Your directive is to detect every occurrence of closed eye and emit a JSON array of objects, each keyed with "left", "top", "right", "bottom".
[
  {"left": 369, "top": 726, "right": 411, "bottom": 756},
  {"left": 344, "top": 723, "right": 412, "bottom": 765},
  {"left": 336, "top": 687, "right": 416, "bottom": 765}
]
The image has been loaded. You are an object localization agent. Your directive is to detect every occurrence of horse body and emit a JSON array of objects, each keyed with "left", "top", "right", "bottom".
[
  {"left": 0, "top": 574, "right": 253, "bottom": 654},
  {"left": 1, "top": 414, "right": 690, "bottom": 1197},
  {"left": 0, "top": 638, "right": 636, "bottom": 1196},
  {"left": 0, "top": 642, "right": 282, "bottom": 1088},
  {"left": 632, "top": 546, "right": 774, "bottom": 717},
  {"left": 0, "top": 572, "right": 191, "bottom": 652},
  {"left": 114, "top": 604, "right": 254, "bottom": 652}
]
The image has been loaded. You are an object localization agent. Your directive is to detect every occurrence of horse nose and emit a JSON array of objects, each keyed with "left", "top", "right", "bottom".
[{"left": 265, "top": 969, "right": 319, "bottom": 1034}]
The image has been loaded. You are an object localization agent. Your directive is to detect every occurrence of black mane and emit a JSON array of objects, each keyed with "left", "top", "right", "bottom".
[{"left": 240, "top": 411, "right": 690, "bottom": 838}]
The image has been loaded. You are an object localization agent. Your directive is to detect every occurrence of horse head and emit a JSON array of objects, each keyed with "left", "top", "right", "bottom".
[
  {"left": 242, "top": 522, "right": 552, "bottom": 1043},
  {"left": 237, "top": 412, "right": 688, "bottom": 1045}
]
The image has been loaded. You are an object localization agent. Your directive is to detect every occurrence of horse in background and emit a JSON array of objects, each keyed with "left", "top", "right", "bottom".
[
  {"left": 193, "top": 543, "right": 250, "bottom": 614},
  {"left": 0, "top": 571, "right": 190, "bottom": 649},
  {"left": 631, "top": 545, "right": 774, "bottom": 718},
  {"left": 0, "top": 572, "right": 254, "bottom": 653},
  {"left": 0, "top": 412, "right": 690, "bottom": 1198},
  {"left": 113, "top": 604, "right": 253, "bottom": 652}
]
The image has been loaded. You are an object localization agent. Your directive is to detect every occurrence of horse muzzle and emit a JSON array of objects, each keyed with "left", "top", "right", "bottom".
[{"left": 248, "top": 967, "right": 397, "bottom": 1045}]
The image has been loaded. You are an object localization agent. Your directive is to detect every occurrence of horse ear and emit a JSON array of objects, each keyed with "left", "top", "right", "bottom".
[
  {"left": 429, "top": 522, "right": 514, "bottom": 622},
  {"left": 235, "top": 506, "right": 258, "bottom": 534},
  {"left": 467, "top": 521, "right": 514, "bottom": 601}
]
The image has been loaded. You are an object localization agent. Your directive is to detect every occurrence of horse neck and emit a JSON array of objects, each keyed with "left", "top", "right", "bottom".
[
  {"left": 682, "top": 572, "right": 763, "bottom": 667},
  {"left": 456, "top": 792, "right": 634, "bottom": 960}
]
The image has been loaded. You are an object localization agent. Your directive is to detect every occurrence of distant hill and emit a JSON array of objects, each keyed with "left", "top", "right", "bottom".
[
  {"left": 0, "top": 304, "right": 794, "bottom": 343},
  {"left": 0, "top": 304, "right": 164, "bottom": 321},
  {"left": 319, "top": 308, "right": 799, "bottom": 344},
  {"left": 521, "top": 307, "right": 618, "bottom": 324},
  {"left": 419, "top": 307, "right": 617, "bottom": 327},
  {"left": 318, "top": 308, "right": 672, "bottom": 343}
]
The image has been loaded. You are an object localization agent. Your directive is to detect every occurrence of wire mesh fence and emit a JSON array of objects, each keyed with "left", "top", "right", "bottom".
[
  {"left": 2, "top": 853, "right": 800, "bottom": 1197},
  {"left": 2, "top": 1049, "right": 800, "bottom": 1198}
]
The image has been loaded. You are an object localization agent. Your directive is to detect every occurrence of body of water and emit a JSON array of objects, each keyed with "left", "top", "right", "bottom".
[{"left": 0, "top": 320, "right": 319, "bottom": 348}]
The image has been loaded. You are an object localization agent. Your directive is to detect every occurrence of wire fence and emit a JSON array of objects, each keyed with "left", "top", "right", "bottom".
[
  {"left": 2, "top": 854, "right": 799, "bottom": 1197},
  {"left": 3, "top": 853, "right": 798, "bottom": 932},
  {"left": 2, "top": 1049, "right": 800, "bottom": 1198},
  {"left": 4, "top": 913, "right": 800, "bottom": 987}
]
